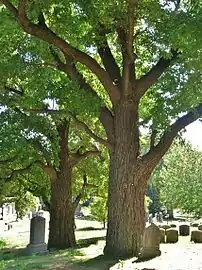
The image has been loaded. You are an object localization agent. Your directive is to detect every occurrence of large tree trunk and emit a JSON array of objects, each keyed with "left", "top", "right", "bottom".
[
  {"left": 48, "top": 119, "right": 76, "bottom": 250},
  {"left": 48, "top": 172, "right": 76, "bottom": 249},
  {"left": 104, "top": 102, "right": 151, "bottom": 258}
]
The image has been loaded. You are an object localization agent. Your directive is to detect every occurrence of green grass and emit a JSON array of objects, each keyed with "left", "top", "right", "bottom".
[
  {"left": 0, "top": 247, "right": 84, "bottom": 270},
  {"left": 0, "top": 239, "right": 8, "bottom": 249}
]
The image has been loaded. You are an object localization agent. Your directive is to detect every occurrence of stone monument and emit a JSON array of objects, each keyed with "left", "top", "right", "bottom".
[
  {"left": 138, "top": 223, "right": 161, "bottom": 260},
  {"left": 25, "top": 216, "right": 48, "bottom": 255}
]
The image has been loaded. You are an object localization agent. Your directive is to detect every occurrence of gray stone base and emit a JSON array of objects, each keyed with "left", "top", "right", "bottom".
[{"left": 25, "top": 243, "right": 48, "bottom": 256}]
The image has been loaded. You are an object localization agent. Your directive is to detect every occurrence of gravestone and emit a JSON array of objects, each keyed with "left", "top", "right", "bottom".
[
  {"left": 170, "top": 224, "right": 177, "bottom": 228},
  {"left": 191, "top": 222, "right": 199, "bottom": 227},
  {"left": 166, "top": 228, "right": 178, "bottom": 243},
  {"left": 179, "top": 224, "right": 190, "bottom": 236},
  {"left": 160, "top": 224, "right": 171, "bottom": 230},
  {"left": 160, "top": 228, "right": 165, "bottom": 243},
  {"left": 198, "top": 224, "right": 202, "bottom": 231},
  {"left": 191, "top": 230, "right": 202, "bottom": 243},
  {"left": 138, "top": 223, "right": 161, "bottom": 260},
  {"left": 25, "top": 216, "right": 48, "bottom": 255}
]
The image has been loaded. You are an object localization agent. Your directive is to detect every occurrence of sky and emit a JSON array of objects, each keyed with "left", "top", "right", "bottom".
[{"left": 184, "top": 120, "right": 202, "bottom": 151}]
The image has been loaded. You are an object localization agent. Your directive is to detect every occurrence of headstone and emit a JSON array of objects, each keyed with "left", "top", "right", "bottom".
[
  {"left": 25, "top": 216, "right": 48, "bottom": 255},
  {"left": 191, "top": 222, "right": 199, "bottom": 227},
  {"left": 198, "top": 224, "right": 202, "bottom": 231},
  {"left": 160, "top": 228, "right": 165, "bottom": 243},
  {"left": 191, "top": 230, "right": 202, "bottom": 243},
  {"left": 166, "top": 228, "right": 178, "bottom": 243},
  {"left": 170, "top": 224, "right": 177, "bottom": 228},
  {"left": 138, "top": 223, "right": 161, "bottom": 260},
  {"left": 179, "top": 224, "right": 190, "bottom": 236},
  {"left": 160, "top": 224, "right": 171, "bottom": 230}
]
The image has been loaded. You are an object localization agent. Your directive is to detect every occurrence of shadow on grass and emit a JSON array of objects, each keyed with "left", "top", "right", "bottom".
[
  {"left": 0, "top": 236, "right": 107, "bottom": 270},
  {"left": 76, "top": 215, "right": 95, "bottom": 221},
  {"left": 0, "top": 245, "right": 84, "bottom": 270},
  {"left": 76, "top": 226, "right": 105, "bottom": 231},
  {"left": 77, "top": 254, "right": 119, "bottom": 270},
  {"left": 77, "top": 236, "right": 106, "bottom": 248}
]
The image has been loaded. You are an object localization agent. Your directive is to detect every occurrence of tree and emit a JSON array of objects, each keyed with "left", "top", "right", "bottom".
[
  {"left": 90, "top": 197, "right": 108, "bottom": 229},
  {"left": 153, "top": 141, "right": 202, "bottom": 217},
  {"left": 1, "top": 0, "right": 202, "bottom": 257},
  {"left": 0, "top": 98, "right": 103, "bottom": 250}
]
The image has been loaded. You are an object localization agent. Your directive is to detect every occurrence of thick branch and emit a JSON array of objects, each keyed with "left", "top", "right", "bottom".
[
  {"left": 21, "top": 106, "right": 112, "bottom": 149},
  {"left": 143, "top": 103, "right": 202, "bottom": 167},
  {"left": 96, "top": 26, "right": 121, "bottom": 85},
  {"left": 99, "top": 107, "right": 115, "bottom": 146},
  {"left": 137, "top": 50, "right": 179, "bottom": 99},
  {"left": 3, "top": 160, "right": 44, "bottom": 183},
  {"left": 69, "top": 112, "right": 112, "bottom": 149},
  {"left": 117, "top": 0, "right": 137, "bottom": 95},
  {"left": 71, "top": 146, "right": 103, "bottom": 167},
  {"left": 0, "top": 0, "right": 120, "bottom": 105},
  {"left": 50, "top": 47, "right": 99, "bottom": 100}
]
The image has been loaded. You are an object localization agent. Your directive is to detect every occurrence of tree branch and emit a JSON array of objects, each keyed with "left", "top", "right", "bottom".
[
  {"left": 143, "top": 103, "right": 202, "bottom": 167},
  {"left": 50, "top": 47, "right": 100, "bottom": 100},
  {"left": 72, "top": 174, "right": 98, "bottom": 210},
  {"left": 99, "top": 107, "right": 115, "bottom": 147},
  {"left": 20, "top": 106, "right": 112, "bottom": 149},
  {"left": 69, "top": 112, "right": 112, "bottom": 149},
  {"left": 0, "top": 0, "right": 120, "bottom": 105},
  {"left": 3, "top": 160, "right": 44, "bottom": 183},
  {"left": 136, "top": 50, "right": 179, "bottom": 99},
  {"left": 96, "top": 25, "right": 121, "bottom": 86},
  {"left": 5, "top": 86, "right": 24, "bottom": 96},
  {"left": 26, "top": 138, "right": 52, "bottom": 166},
  {"left": 117, "top": 0, "right": 137, "bottom": 95},
  {"left": 71, "top": 146, "right": 104, "bottom": 167}
]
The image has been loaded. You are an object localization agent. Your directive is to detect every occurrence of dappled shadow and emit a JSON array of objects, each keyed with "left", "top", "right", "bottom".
[
  {"left": 77, "top": 236, "right": 106, "bottom": 248},
  {"left": 0, "top": 245, "right": 84, "bottom": 270},
  {"left": 76, "top": 215, "right": 95, "bottom": 221},
  {"left": 133, "top": 257, "right": 157, "bottom": 263},
  {"left": 77, "top": 254, "right": 118, "bottom": 270},
  {"left": 76, "top": 226, "right": 105, "bottom": 231}
]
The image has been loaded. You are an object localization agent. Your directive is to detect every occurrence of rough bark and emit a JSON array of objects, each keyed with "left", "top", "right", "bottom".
[
  {"left": 104, "top": 155, "right": 148, "bottom": 258},
  {"left": 104, "top": 102, "right": 148, "bottom": 258},
  {"left": 48, "top": 171, "right": 76, "bottom": 249},
  {"left": 48, "top": 120, "right": 76, "bottom": 249}
]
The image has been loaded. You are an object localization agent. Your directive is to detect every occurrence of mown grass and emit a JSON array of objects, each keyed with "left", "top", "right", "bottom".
[
  {"left": 0, "top": 246, "right": 84, "bottom": 270},
  {"left": 0, "top": 235, "right": 116, "bottom": 270}
]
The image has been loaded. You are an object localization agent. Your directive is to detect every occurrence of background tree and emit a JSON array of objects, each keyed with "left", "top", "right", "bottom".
[
  {"left": 90, "top": 197, "right": 108, "bottom": 229},
  {"left": 0, "top": 81, "right": 103, "bottom": 250},
  {"left": 152, "top": 141, "right": 202, "bottom": 217},
  {"left": 1, "top": 0, "right": 202, "bottom": 257}
]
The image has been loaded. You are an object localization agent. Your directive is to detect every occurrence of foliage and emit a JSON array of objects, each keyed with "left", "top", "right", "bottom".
[
  {"left": 1, "top": 0, "right": 202, "bottom": 255},
  {"left": 144, "top": 195, "right": 152, "bottom": 213},
  {"left": 152, "top": 141, "right": 202, "bottom": 216},
  {"left": 90, "top": 196, "right": 108, "bottom": 228},
  {"left": 14, "top": 191, "right": 37, "bottom": 220}
]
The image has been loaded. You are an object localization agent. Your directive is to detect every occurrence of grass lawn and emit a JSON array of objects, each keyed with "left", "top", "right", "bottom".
[
  {"left": 1, "top": 219, "right": 202, "bottom": 270},
  {"left": 0, "top": 237, "right": 121, "bottom": 270}
]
